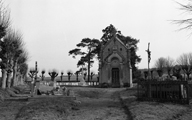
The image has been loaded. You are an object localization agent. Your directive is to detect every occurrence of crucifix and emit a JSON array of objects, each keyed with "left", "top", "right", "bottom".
[{"left": 145, "top": 43, "right": 151, "bottom": 79}]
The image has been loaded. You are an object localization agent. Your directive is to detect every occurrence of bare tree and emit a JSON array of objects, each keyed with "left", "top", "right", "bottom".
[
  {"left": 0, "top": 2, "right": 29, "bottom": 88},
  {"left": 177, "top": 53, "right": 192, "bottom": 80},
  {"left": 0, "top": 0, "right": 10, "bottom": 38},
  {"left": 67, "top": 70, "right": 73, "bottom": 81},
  {"left": 154, "top": 57, "right": 166, "bottom": 69},
  {"left": 177, "top": 53, "right": 188, "bottom": 65},
  {"left": 18, "top": 62, "right": 28, "bottom": 84},
  {"left": 60, "top": 71, "right": 64, "bottom": 81},
  {"left": 40, "top": 70, "right": 45, "bottom": 81},
  {"left": 165, "top": 57, "right": 175, "bottom": 77},
  {"left": 15, "top": 51, "right": 28, "bottom": 85},
  {"left": 188, "top": 52, "right": 192, "bottom": 65},
  {"left": 0, "top": 1, "right": 10, "bottom": 89},
  {"left": 0, "top": 32, "right": 14, "bottom": 88},
  {"left": 49, "top": 70, "right": 58, "bottom": 81},
  {"left": 28, "top": 68, "right": 37, "bottom": 95},
  {"left": 173, "top": 1, "right": 192, "bottom": 30},
  {"left": 9, "top": 29, "right": 26, "bottom": 86},
  {"left": 0, "top": 29, "right": 27, "bottom": 88},
  {"left": 49, "top": 70, "right": 58, "bottom": 88},
  {"left": 28, "top": 68, "right": 37, "bottom": 81},
  {"left": 154, "top": 57, "right": 167, "bottom": 77},
  {"left": 75, "top": 71, "right": 80, "bottom": 81}
]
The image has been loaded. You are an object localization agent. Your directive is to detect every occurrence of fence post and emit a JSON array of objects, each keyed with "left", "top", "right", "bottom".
[
  {"left": 179, "top": 84, "right": 182, "bottom": 99},
  {"left": 149, "top": 81, "right": 151, "bottom": 100}
]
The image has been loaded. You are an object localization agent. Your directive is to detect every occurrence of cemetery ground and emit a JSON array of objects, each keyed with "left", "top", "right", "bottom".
[{"left": 0, "top": 85, "right": 192, "bottom": 120}]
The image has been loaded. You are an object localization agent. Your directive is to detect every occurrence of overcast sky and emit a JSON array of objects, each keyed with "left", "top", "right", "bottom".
[{"left": 4, "top": 0, "right": 192, "bottom": 75}]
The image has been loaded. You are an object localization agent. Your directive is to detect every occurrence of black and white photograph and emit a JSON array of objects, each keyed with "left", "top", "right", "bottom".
[{"left": 0, "top": 0, "right": 192, "bottom": 120}]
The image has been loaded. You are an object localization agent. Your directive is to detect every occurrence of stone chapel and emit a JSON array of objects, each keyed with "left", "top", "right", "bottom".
[{"left": 99, "top": 32, "right": 132, "bottom": 87}]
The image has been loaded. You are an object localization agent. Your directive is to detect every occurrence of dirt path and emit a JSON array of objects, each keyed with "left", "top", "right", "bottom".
[{"left": 67, "top": 88, "right": 130, "bottom": 120}]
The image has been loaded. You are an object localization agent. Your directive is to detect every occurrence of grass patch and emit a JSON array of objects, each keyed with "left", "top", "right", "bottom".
[
  {"left": 120, "top": 88, "right": 190, "bottom": 120},
  {"left": 15, "top": 98, "right": 76, "bottom": 120},
  {"left": 128, "top": 101, "right": 188, "bottom": 120}
]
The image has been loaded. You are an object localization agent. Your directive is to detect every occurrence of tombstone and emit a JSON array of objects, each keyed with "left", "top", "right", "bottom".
[{"left": 79, "top": 78, "right": 88, "bottom": 86}]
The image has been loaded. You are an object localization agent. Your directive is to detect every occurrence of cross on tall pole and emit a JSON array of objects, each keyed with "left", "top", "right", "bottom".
[
  {"left": 146, "top": 43, "right": 151, "bottom": 80},
  {"left": 35, "top": 61, "right": 38, "bottom": 81}
]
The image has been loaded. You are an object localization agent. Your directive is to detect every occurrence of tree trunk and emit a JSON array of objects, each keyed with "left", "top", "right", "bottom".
[
  {"left": 17, "top": 75, "right": 21, "bottom": 85},
  {"left": 30, "top": 78, "right": 34, "bottom": 96},
  {"left": 88, "top": 62, "right": 90, "bottom": 82},
  {"left": 187, "top": 73, "right": 190, "bottom": 80},
  {"left": 12, "top": 61, "right": 18, "bottom": 86},
  {"left": 52, "top": 78, "right": 56, "bottom": 88},
  {"left": 76, "top": 75, "right": 78, "bottom": 81},
  {"left": 88, "top": 53, "right": 90, "bottom": 82},
  {"left": 51, "top": 77, "right": 54, "bottom": 81},
  {"left": 1, "top": 69, "right": 7, "bottom": 89},
  {"left": 19, "top": 75, "right": 24, "bottom": 85},
  {"left": 15, "top": 73, "right": 20, "bottom": 86},
  {"left": 7, "top": 72, "right": 12, "bottom": 88}
]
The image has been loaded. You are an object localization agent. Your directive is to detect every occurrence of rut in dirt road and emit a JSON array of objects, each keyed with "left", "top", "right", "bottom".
[{"left": 67, "top": 88, "right": 131, "bottom": 120}]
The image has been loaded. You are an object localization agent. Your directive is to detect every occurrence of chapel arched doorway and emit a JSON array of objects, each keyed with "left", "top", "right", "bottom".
[{"left": 111, "top": 68, "right": 120, "bottom": 87}]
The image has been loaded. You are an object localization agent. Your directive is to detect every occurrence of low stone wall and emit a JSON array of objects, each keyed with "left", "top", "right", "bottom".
[{"left": 28, "top": 96, "right": 76, "bottom": 102}]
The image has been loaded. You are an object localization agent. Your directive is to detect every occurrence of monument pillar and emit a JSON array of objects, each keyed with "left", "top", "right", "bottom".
[
  {"left": 128, "top": 66, "right": 133, "bottom": 87},
  {"left": 127, "top": 46, "right": 133, "bottom": 87}
]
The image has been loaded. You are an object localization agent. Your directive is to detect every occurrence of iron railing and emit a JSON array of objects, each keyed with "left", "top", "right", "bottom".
[{"left": 137, "top": 80, "right": 191, "bottom": 104}]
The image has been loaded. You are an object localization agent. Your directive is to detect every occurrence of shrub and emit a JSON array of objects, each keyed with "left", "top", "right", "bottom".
[{"left": 100, "top": 82, "right": 109, "bottom": 88}]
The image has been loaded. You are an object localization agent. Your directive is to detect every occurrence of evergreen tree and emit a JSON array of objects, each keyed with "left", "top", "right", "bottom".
[{"left": 69, "top": 38, "right": 100, "bottom": 82}]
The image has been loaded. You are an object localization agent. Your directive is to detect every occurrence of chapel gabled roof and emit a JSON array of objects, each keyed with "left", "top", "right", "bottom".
[
  {"left": 101, "top": 34, "right": 129, "bottom": 51},
  {"left": 115, "top": 35, "right": 129, "bottom": 49}
]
